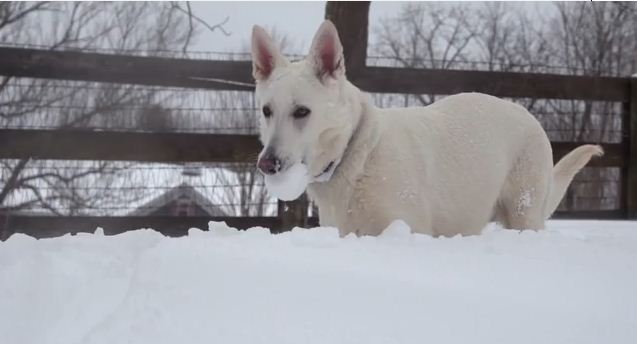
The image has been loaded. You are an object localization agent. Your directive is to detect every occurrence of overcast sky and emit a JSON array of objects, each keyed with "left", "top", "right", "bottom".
[{"left": 189, "top": 1, "right": 407, "bottom": 53}]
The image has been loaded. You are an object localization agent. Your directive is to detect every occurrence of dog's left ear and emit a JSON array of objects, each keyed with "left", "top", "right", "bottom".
[{"left": 308, "top": 20, "right": 345, "bottom": 81}]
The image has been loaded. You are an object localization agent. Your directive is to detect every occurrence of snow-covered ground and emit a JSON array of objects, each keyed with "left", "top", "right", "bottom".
[{"left": 1, "top": 220, "right": 636, "bottom": 344}]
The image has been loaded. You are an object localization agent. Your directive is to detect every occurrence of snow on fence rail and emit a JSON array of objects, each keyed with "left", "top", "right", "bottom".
[{"left": 0, "top": 46, "right": 636, "bottom": 239}]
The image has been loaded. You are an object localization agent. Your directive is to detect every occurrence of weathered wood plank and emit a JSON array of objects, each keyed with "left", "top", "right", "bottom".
[
  {"left": 0, "top": 47, "right": 630, "bottom": 101},
  {"left": 325, "top": 1, "right": 370, "bottom": 73},
  {"left": 0, "top": 47, "right": 254, "bottom": 91},
  {"left": 627, "top": 77, "right": 637, "bottom": 218},
  {"left": 0, "top": 129, "right": 262, "bottom": 163},
  {"left": 352, "top": 67, "right": 630, "bottom": 101},
  {"left": 551, "top": 141, "right": 625, "bottom": 167},
  {"left": 0, "top": 211, "right": 623, "bottom": 241},
  {"left": 0, "top": 129, "right": 624, "bottom": 166},
  {"left": 2, "top": 215, "right": 286, "bottom": 240},
  {"left": 550, "top": 209, "right": 625, "bottom": 220},
  {"left": 278, "top": 195, "right": 309, "bottom": 231}
]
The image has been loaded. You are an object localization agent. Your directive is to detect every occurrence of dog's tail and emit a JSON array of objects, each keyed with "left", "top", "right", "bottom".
[{"left": 544, "top": 144, "right": 604, "bottom": 218}]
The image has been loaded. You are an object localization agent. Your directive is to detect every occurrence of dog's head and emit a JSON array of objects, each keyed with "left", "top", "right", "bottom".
[{"left": 251, "top": 20, "right": 360, "bottom": 186}]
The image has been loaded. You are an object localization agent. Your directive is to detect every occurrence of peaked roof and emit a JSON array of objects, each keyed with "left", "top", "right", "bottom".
[{"left": 128, "top": 182, "right": 227, "bottom": 217}]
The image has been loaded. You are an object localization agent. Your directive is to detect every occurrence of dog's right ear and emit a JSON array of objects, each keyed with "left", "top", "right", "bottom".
[
  {"left": 251, "top": 25, "right": 287, "bottom": 81},
  {"left": 308, "top": 20, "right": 345, "bottom": 82}
]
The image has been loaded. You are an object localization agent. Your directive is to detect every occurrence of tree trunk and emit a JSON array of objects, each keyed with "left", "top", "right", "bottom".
[{"left": 325, "top": 1, "right": 371, "bottom": 74}]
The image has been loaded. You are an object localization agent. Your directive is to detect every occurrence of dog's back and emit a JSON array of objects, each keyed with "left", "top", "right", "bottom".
[{"left": 367, "top": 93, "right": 552, "bottom": 235}]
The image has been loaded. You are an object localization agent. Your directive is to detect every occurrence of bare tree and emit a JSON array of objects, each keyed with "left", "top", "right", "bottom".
[
  {"left": 169, "top": 1, "right": 230, "bottom": 55},
  {"left": 540, "top": 2, "right": 637, "bottom": 210},
  {"left": 204, "top": 90, "right": 271, "bottom": 217},
  {"left": 0, "top": 2, "right": 226, "bottom": 220},
  {"left": 373, "top": 3, "right": 476, "bottom": 106},
  {"left": 473, "top": 3, "right": 551, "bottom": 74},
  {"left": 371, "top": 2, "right": 636, "bottom": 212}
]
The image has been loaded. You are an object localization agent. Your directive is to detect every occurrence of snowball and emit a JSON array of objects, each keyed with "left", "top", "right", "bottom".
[{"left": 264, "top": 162, "right": 310, "bottom": 201}]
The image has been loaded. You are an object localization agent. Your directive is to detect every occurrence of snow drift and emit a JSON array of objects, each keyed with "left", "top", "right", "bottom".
[{"left": 1, "top": 220, "right": 636, "bottom": 344}]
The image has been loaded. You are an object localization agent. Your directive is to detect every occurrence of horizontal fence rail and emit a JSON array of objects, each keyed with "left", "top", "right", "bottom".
[
  {"left": 0, "top": 47, "right": 630, "bottom": 101},
  {"left": 0, "top": 129, "right": 261, "bottom": 163},
  {"left": 0, "top": 215, "right": 321, "bottom": 240},
  {"left": 354, "top": 67, "right": 631, "bottom": 101},
  {"left": 0, "top": 47, "right": 254, "bottom": 91},
  {"left": 0, "top": 129, "right": 625, "bottom": 166},
  {"left": 1, "top": 210, "right": 623, "bottom": 241},
  {"left": 0, "top": 210, "right": 623, "bottom": 241}
]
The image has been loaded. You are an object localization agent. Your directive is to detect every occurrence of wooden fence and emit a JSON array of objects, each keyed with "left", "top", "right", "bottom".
[{"left": 0, "top": 46, "right": 635, "bottom": 239}]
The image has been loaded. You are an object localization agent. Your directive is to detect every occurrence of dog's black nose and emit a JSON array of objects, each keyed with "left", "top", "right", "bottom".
[{"left": 257, "top": 156, "right": 280, "bottom": 175}]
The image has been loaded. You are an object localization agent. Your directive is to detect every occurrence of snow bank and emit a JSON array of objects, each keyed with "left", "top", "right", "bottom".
[{"left": 1, "top": 221, "right": 636, "bottom": 344}]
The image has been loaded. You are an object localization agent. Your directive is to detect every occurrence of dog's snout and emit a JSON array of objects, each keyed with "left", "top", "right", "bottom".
[{"left": 257, "top": 154, "right": 281, "bottom": 175}]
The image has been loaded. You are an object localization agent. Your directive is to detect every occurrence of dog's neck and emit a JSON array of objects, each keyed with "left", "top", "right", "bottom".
[
  {"left": 311, "top": 120, "right": 359, "bottom": 183},
  {"left": 307, "top": 86, "right": 380, "bottom": 195},
  {"left": 311, "top": 83, "right": 375, "bottom": 183}
]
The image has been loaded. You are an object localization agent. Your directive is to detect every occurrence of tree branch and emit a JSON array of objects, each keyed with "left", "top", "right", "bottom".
[
  {"left": 0, "top": 159, "right": 30, "bottom": 206},
  {"left": 170, "top": 1, "right": 231, "bottom": 40}
]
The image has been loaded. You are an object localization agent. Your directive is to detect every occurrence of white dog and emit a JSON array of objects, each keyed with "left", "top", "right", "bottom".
[{"left": 251, "top": 20, "right": 603, "bottom": 237}]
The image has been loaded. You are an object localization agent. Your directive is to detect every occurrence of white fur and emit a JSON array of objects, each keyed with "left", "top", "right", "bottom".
[{"left": 251, "top": 21, "right": 603, "bottom": 237}]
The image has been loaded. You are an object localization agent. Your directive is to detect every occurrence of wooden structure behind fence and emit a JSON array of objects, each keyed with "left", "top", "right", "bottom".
[{"left": 0, "top": 46, "right": 635, "bottom": 239}]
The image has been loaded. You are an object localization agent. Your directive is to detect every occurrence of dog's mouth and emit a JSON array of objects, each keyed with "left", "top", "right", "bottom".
[
  {"left": 315, "top": 161, "right": 334, "bottom": 178},
  {"left": 312, "top": 160, "right": 338, "bottom": 183},
  {"left": 298, "top": 156, "right": 335, "bottom": 181}
]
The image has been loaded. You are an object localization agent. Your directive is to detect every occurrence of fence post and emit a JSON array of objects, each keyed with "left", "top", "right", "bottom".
[
  {"left": 0, "top": 211, "right": 11, "bottom": 241},
  {"left": 627, "top": 76, "right": 637, "bottom": 218},
  {"left": 277, "top": 195, "right": 308, "bottom": 232},
  {"left": 325, "top": 1, "right": 370, "bottom": 74}
]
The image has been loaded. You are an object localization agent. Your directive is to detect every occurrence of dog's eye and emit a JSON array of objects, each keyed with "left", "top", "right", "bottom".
[
  {"left": 292, "top": 106, "right": 311, "bottom": 119},
  {"left": 262, "top": 105, "right": 272, "bottom": 118}
]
